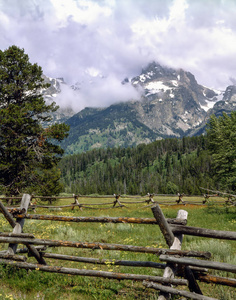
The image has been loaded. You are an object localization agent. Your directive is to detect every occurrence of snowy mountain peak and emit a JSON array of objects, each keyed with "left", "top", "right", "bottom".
[
  {"left": 131, "top": 61, "right": 223, "bottom": 113},
  {"left": 41, "top": 61, "right": 236, "bottom": 154}
]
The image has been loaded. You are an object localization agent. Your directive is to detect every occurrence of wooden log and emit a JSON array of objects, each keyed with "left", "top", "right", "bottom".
[
  {"left": 0, "top": 253, "right": 26, "bottom": 262},
  {"left": 71, "top": 194, "right": 83, "bottom": 211},
  {"left": 113, "top": 194, "right": 124, "bottom": 208},
  {"left": 176, "top": 193, "right": 185, "bottom": 204},
  {"left": 81, "top": 202, "right": 115, "bottom": 206},
  {"left": 30, "top": 202, "right": 115, "bottom": 208},
  {"left": 151, "top": 204, "right": 175, "bottom": 247},
  {"left": 169, "top": 210, "right": 187, "bottom": 249},
  {"left": 0, "top": 232, "right": 35, "bottom": 238},
  {"left": 13, "top": 214, "right": 187, "bottom": 225},
  {"left": 146, "top": 193, "right": 156, "bottom": 204},
  {"left": 70, "top": 205, "right": 121, "bottom": 210},
  {"left": 16, "top": 246, "right": 47, "bottom": 254},
  {"left": 7, "top": 224, "right": 22, "bottom": 255},
  {"left": 0, "top": 196, "right": 22, "bottom": 200},
  {"left": 41, "top": 253, "right": 166, "bottom": 269},
  {"left": 42, "top": 248, "right": 206, "bottom": 259},
  {"left": 184, "top": 265, "right": 202, "bottom": 295},
  {"left": 8, "top": 194, "right": 32, "bottom": 254},
  {"left": 159, "top": 255, "right": 236, "bottom": 273},
  {"left": 0, "top": 236, "right": 211, "bottom": 258},
  {"left": 25, "top": 244, "right": 46, "bottom": 264},
  {"left": 27, "top": 199, "right": 208, "bottom": 207},
  {"left": 118, "top": 200, "right": 147, "bottom": 204},
  {"left": 166, "top": 218, "right": 187, "bottom": 225},
  {"left": 0, "top": 196, "right": 46, "bottom": 265},
  {"left": 171, "top": 211, "right": 202, "bottom": 295},
  {"left": 143, "top": 281, "right": 218, "bottom": 300},
  {"left": 170, "top": 224, "right": 236, "bottom": 240},
  {"left": 189, "top": 266, "right": 209, "bottom": 273},
  {"left": 158, "top": 209, "right": 189, "bottom": 300},
  {"left": 158, "top": 249, "right": 210, "bottom": 259},
  {"left": 195, "top": 273, "right": 236, "bottom": 287},
  {"left": 34, "top": 204, "right": 77, "bottom": 208},
  {"left": 0, "top": 200, "right": 16, "bottom": 227},
  {"left": 32, "top": 195, "right": 115, "bottom": 199},
  {"left": 0, "top": 259, "right": 188, "bottom": 285},
  {"left": 73, "top": 194, "right": 79, "bottom": 211},
  {"left": 200, "top": 187, "right": 236, "bottom": 198}
]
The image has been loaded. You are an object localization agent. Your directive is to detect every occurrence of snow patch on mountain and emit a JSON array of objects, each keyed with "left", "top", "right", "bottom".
[
  {"left": 200, "top": 89, "right": 224, "bottom": 111},
  {"left": 144, "top": 80, "right": 171, "bottom": 95},
  {"left": 200, "top": 100, "right": 217, "bottom": 112}
]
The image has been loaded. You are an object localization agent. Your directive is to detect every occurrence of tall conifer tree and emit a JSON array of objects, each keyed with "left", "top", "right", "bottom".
[
  {"left": 207, "top": 112, "right": 236, "bottom": 191},
  {"left": 0, "top": 45, "right": 69, "bottom": 196}
]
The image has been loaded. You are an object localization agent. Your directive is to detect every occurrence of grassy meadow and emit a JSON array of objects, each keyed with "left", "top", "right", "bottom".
[{"left": 0, "top": 195, "right": 235, "bottom": 300}]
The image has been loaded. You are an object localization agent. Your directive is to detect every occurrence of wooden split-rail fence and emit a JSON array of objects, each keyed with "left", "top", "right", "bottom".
[
  {"left": 0, "top": 194, "right": 236, "bottom": 299},
  {"left": 1, "top": 189, "right": 235, "bottom": 211}
]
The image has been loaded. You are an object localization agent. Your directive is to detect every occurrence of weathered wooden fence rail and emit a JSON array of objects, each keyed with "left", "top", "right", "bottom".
[
  {"left": 2, "top": 190, "right": 234, "bottom": 209},
  {"left": 0, "top": 194, "right": 235, "bottom": 299},
  {"left": 0, "top": 235, "right": 210, "bottom": 258},
  {"left": 11, "top": 214, "right": 187, "bottom": 225},
  {"left": 0, "top": 258, "right": 188, "bottom": 285}
]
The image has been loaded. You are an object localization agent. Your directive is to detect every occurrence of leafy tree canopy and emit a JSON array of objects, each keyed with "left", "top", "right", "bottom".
[
  {"left": 207, "top": 111, "right": 236, "bottom": 191},
  {"left": 0, "top": 45, "right": 69, "bottom": 196}
]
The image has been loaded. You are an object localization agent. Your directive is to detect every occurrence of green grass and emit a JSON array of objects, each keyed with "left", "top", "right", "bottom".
[{"left": 0, "top": 195, "right": 235, "bottom": 299}]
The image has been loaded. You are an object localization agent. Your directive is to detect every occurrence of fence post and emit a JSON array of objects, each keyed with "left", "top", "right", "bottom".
[
  {"left": 0, "top": 195, "right": 46, "bottom": 265},
  {"left": 151, "top": 204, "right": 175, "bottom": 248},
  {"left": 146, "top": 193, "right": 155, "bottom": 204},
  {"left": 7, "top": 194, "right": 31, "bottom": 254},
  {"left": 151, "top": 207, "right": 203, "bottom": 299},
  {"left": 176, "top": 193, "right": 185, "bottom": 204},
  {"left": 72, "top": 194, "right": 82, "bottom": 211},
  {"left": 0, "top": 200, "right": 16, "bottom": 228},
  {"left": 113, "top": 194, "right": 123, "bottom": 208},
  {"left": 157, "top": 209, "right": 187, "bottom": 300}
]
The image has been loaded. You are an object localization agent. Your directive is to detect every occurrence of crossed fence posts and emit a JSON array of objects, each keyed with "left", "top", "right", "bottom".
[{"left": 0, "top": 194, "right": 236, "bottom": 299}]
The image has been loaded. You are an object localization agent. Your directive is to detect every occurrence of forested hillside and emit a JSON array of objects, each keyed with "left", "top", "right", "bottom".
[{"left": 59, "top": 135, "right": 215, "bottom": 195}]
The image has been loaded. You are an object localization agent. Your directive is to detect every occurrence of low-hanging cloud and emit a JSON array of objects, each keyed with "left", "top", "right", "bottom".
[
  {"left": 1, "top": 0, "right": 236, "bottom": 111},
  {"left": 56, "top": 74, "right": 143, "bottom": 111}
]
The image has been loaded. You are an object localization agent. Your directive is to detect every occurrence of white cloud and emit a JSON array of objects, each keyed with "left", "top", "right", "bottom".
[
  {"left": 169, "top": 0, "right": 188, "bottom": 25},
  {"left": 1, "top": 0, "right": 236, "bottom": 110},
  {"left": 50, "top": 0, "right": 112, "bottom": 27},
  {"left": 56, "top": 74, "right": 143, "bottom": 111}
]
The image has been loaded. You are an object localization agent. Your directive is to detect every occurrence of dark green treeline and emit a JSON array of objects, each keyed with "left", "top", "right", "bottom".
[{"left": 59, "top": 135, "right": 215, "bottom": 195}]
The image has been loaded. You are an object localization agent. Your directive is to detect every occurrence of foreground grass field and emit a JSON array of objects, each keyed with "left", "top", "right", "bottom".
[{"left": 0, "top": 195, "right": 235, "bottom": 299}]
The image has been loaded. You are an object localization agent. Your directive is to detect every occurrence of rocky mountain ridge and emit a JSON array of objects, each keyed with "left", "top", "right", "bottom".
[{"left": 42, "top": 62, "right": 235, "bottom": 154}]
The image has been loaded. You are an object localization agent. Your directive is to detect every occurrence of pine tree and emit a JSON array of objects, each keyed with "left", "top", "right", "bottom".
[
  {"left": 0, "top": 45, "right": 69, "bottom": 196},
  {"left": 207, "top": 112, "right": 236, "bottom": 191}
]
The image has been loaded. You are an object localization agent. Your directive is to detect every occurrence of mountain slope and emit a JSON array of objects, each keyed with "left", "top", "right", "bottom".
[
  {"left": 189, "top": 85, "right": 236, "bottom": 136},
  {"left": 59, "top": 62, "right": 224, "bottom": 153},
  {"left": 42, "top": 61, "right": 236, "bottom": 154},
  {"left": 131, "top": 62, "right": 221, "bottom": 136},
  {"left": 61, "top": 103, "right": 158, "bottom": 154}
]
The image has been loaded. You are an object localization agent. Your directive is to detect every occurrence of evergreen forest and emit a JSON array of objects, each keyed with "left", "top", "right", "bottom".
[
  {"left": 59, "top": 135, "right": 214, "bottom": 195},
  {"left": 59, "top": 111, "right": 236, "bottom": 196}
]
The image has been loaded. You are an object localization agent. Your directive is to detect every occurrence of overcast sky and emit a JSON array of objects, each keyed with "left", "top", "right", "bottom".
[{"left": 1, "top": 0, "right": 236, "bottom": 111}]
